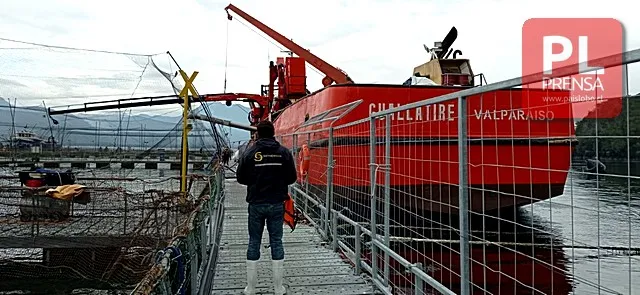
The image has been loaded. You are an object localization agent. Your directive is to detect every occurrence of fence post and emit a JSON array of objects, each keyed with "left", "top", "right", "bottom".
[
  {"left": 457, "top": 96, "right": 470, "bottom": 295},
  {"left": 201, "top": 212, "right": 207, "bottom": 261},
  {"left": 369, "top": 116, "right": 379, "bottom": 281},
  {"left": 189, "top": 234, "right": 199, "bottom": 295},
  {"left": 324, "top": 127, "right": 335, "bottom": 238},
  {"left": 209, "top": 176, "right": 215, "bottom": 242},
  {"left": 292, "top": 134, "right": 298, "bottom": 159},
  {"left": 414, "top": 262, "right": 424, "bottom": 295},
  {"left": 383, "top": 114, "right": 391, "bottom": 286},
  {"left": 305, "top": 133, "right": 311, "bottom": 195},
  {"left": 331, "top": 210, "right": 338, "bottom": 251},
  {"left": 354, "top": 225, "right": 361, "bottom": 275}
]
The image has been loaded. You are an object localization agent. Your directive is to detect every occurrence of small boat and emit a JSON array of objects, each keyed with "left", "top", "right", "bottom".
[{"left": 9, "top": 129, "right": 43, "bottom": 148}]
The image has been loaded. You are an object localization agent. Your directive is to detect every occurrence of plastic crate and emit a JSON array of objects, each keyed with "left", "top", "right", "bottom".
[{"left": 19, "top": 188, "right": 71, "bottom": 222}]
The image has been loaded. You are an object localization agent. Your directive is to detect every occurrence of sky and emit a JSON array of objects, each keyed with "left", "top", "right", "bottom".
[{"left": 0, "top": 0, "right": 639, "bottom": 118}]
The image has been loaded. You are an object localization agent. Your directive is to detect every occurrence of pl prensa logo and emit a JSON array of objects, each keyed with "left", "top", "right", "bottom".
[{"left": 522, "top": 18, "right": 623, "bottom": 119}]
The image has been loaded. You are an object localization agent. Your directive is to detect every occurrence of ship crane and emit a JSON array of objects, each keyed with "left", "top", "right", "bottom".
[{"left": 224, "top": 4, "right": 354, "bottom": 115}]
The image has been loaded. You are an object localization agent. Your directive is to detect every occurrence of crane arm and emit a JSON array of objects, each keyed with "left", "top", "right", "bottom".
[
  {"left": 225, "top": 4, "right": 354, "bottom": 85},
  {"left": 48, "top": 93, "right": 272, "bottom": 126}
]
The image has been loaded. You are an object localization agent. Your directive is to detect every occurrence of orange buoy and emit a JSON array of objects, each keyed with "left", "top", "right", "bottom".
[{"left": 298, "top": 144, "right": 310, "bottom": 178}]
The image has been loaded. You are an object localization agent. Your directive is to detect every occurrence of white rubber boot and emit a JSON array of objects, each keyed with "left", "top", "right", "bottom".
[
  {"left": 243, "top": 260, "right": 259, "bottom": 295},
  {"left": 272, "top": 259, "right": 286, "bottom": 295}
]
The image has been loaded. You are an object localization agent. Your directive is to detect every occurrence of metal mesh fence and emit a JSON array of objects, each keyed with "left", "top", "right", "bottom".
[
  {"left": 281, "top": 49, "right": 640, "bottom": 295},
  {"left": 0, "top": 37, "right": 230, "bottom": 294}
]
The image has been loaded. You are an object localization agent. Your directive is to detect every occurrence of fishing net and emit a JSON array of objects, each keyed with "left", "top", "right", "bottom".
[
  {"left": 0, "top": 174, "right": 213, "bottom": 294},
  {"left": 0, "top": 36, "right": 231, "bottom": 168},
  {"left": 0, "top": 38, "right": 226, "bottom": 293}
]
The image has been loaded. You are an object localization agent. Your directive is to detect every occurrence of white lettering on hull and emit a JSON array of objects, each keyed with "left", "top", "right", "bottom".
[
  {"left": 368, "top": 103, "right": 455, "bottom": 122},
  {"left": 368, "top": 103, "right": 554, "bottom": 121},
  {"left": 472, "top": 109, "right": 555, "bottom": 121}
]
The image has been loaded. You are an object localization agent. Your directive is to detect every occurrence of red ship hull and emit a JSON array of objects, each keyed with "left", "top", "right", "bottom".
[
  {"left": 358, "top": 244, "right": 573, "bottom": 294},
  {"left": 274, "top": 84, "right": 575, "bottom": 214}
]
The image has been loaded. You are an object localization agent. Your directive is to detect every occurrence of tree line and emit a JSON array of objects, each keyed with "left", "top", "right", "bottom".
[{"left": 574, "top": 94, "right": 640, "bottom": 160}]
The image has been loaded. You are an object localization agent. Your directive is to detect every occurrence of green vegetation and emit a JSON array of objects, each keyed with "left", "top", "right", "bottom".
[{"left": 574, "top": 95, "right": 640, "bottom": 160}]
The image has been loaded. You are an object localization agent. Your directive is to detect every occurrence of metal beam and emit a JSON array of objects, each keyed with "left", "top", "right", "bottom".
[
  {"left": 47, "top": 93, "right": 261, "bottom": 116},
  {"left": 189, "top": 114, "right": 257, "bottom": 132},
  {"left": 47, "top": 94, "right": 190, "bottom": 116}
]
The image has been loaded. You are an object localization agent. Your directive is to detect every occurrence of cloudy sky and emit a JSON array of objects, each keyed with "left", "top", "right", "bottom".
[{"left": 0, "top": 0, "right": 639, "bottom": 117}]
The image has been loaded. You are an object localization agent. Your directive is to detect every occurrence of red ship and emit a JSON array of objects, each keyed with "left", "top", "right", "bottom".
[{"left": 220, "top": 4, "right": 576, "bottom": 216}]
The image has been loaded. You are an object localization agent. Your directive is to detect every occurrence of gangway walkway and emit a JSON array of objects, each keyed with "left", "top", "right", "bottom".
[{"left": 210, "top": 180, "right": 375, "bottom": 294}]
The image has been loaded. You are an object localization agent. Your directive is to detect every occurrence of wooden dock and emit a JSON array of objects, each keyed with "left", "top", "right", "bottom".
[{"left": 210, "top": 181, "right": 375, "bottom": 294}]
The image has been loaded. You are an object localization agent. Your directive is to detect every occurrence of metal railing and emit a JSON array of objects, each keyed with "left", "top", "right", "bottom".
[
  {"left": 290, "top": 184, "right": 455, "bottom": 295},
  {"left": 130, "top": 166, "right": 226, "bottom": 295},
  {"left": 280, "top": 48, "right": 640, "bottom": 294}
]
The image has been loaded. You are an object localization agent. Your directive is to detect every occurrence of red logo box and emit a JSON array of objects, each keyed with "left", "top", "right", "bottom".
[{"left": 522, "top": 18, "right": 624, "bottom": 119}]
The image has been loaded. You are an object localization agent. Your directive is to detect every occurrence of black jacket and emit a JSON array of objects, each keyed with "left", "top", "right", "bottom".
[{"left": 236, "top": 137, "right": 297, "bottom": 204}]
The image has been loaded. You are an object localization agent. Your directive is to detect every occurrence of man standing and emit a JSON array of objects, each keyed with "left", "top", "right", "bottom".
[{"left": 236, "top": 120, "right": 297, "bottom": 295}]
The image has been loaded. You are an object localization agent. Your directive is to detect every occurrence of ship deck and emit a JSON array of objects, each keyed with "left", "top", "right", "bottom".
[{"left": 210, "top": 181, "right": 375, "bottom": 294}]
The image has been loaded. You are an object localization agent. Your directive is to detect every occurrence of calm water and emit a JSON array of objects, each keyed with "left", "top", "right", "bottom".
[{"left": 524, "top": 161, "right": 640, "bottom": 295}]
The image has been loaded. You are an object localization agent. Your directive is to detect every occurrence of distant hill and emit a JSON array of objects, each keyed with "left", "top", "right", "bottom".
[{"left": 0, "top": 98, "right": 251, "bottom": 149}]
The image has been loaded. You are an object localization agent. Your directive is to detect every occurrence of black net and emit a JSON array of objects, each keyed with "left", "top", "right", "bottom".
[{"left": 0, "top": 38, "right": 227, "bottom": 294}]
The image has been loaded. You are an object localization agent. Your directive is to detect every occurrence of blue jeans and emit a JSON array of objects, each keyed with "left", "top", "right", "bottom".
[{"left": 247, "top": 202, "right": 284, "bottom": 261}]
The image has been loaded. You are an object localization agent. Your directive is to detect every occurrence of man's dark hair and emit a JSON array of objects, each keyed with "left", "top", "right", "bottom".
[{"left": 256, "top": 120, "right": 275, "bottom": 138}]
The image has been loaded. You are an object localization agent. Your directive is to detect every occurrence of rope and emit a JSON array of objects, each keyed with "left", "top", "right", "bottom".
[
  {"left": 233, "top": 18, "right": 285, "bottom": 51},
  {"left": 228, "top": 16, "right": 327, "bottom": 84},
  {"left": 0, "top": 36, "right": 162, "bottom": 56},
  {"left": 223, "top": 20, "right": 230, "bottom": 93}
]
